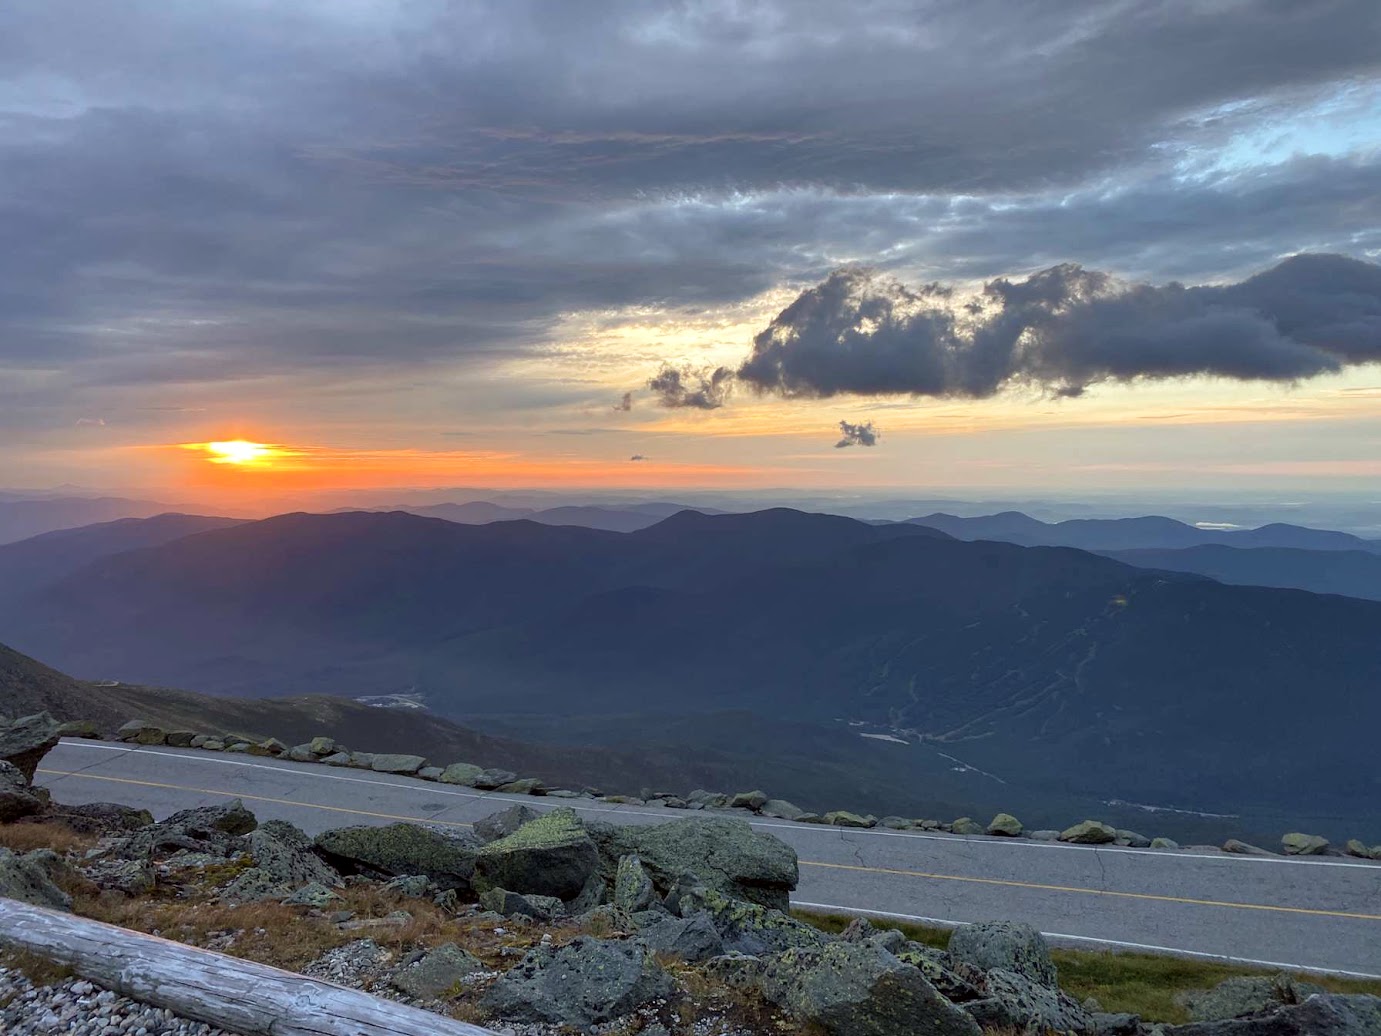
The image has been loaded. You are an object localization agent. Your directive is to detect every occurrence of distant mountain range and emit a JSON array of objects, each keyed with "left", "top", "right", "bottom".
[
  {"left": 0, "top": 495, "right": 178, "bottom": 545},
  {"left": 342, "top": 500, "right": 723, "bottom": 533},
  {"left": 0, "top": 506, "right": 1377, "bottom": 838}
]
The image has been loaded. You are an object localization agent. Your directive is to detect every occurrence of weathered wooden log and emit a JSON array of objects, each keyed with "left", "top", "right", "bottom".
[{"left": 0, "top": 897, "right": 496, "bottom": 1036}]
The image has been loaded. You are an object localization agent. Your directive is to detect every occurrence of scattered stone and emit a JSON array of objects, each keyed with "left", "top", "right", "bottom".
[
  {"left": 1281, "top": 832, "right": 1330, "bottom": 856},
  {"left": 282, "top": 881, "right": 343, "bottom": 908},
  {"left": 0, "top": 712, "right": 62, "bottom": 780},
  {"left": 438, "top": 762, "right": 485, "bottom": 785},
  {"left": 315, "top": 823, "right": 481, "bottom": 890},
  {"left": 949, "top": 921, "right": 1058, "bottom": 987},
  {"left": 761, "top": 941, "right": 982, "bottom": 1036},
  {"left": 472, "top": 767, "right": 519, "bottom": 790},
  {"left": 474, "top": 807, "right": 599, "bottom": 900},
  {"left": 390, "top": 942, "right": 484, "bottom": 999},
  {"left": 0, "top": 760, "right": 43, "bottom": 822},
  {"left": 1222, "top": 838, "right": 1274, "bottom": 856},
  {"left": 729, "top": 790, "right": 768, "bottom": 811},
  {"left": 613, "top": 853, "right": 656, "bottom": 913},
  {"left": 986, "top": 813, "right": 1023, "bottom": 837},
  {"left": 636, "top": 912, "right": 725, "bottom": 962},
  {"left": 1060, "top": 820, "right": 1117, "bottom": 844},
  {"left": 950, "top": 817, "right": 984, "bottom": 836},
  {"left": 370, "top": 753, "right": 427, "bottom": 775},
  {"left": 495, "top": 777, "right": 545, "bottom": 795},
  {"left": 0, "top": 967, "right": 243, "bottom": 1036},
  {"left": 56, "top": 719, "right": 101, "bottom": 739},
  {"left": 1114, "top": 829, "right": 1151, "bottom": 848},
  {"left": 164, "top": 731, "right": 198, "bottom": 747},
  {"left": 479, "top": 886, "right": 564, "bottom": 920},
  {"left": 824, "top": 810, "right": 876, "bottom": 828},
  {"left": 760, "top": 798, "right": 804, "bottom": 820},
  {"left": 480, "top": 936, "right": 674, "bottom": 1029},
  {"left": 474, "top": 805, "right": 540, "bottom": 843},
  {"left": 1176, "top": 974, "right": 1326, "bottom": 1022},
  {"left": 1151, "top": 837, "right": 1181, "bottom": 850}
]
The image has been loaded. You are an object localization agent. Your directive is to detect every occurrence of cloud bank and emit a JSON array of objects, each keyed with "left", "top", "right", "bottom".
[{"left": 835, "top": 421, "right": 879, "bottom": 448}]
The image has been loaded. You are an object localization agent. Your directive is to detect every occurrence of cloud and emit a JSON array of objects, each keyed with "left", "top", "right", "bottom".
[
  {"left": 630, "top": 454, "right": 647, "bottom": 461},
  {"left": 614, "top": 391, "right": 633, "bottom": 412},
  {"left": 736, "top": 254, "right": 1381, "bottom": 401},
  {"left": 834, "top": 420, "right": 878, "bottom": 448},
  {"left": 648, "top": 364, "right": 734, "bottom": 409}
]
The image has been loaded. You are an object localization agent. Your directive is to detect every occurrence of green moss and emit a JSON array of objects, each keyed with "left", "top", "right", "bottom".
[{"left": 478, "top": 808, "right": 586, "bottom": 855}]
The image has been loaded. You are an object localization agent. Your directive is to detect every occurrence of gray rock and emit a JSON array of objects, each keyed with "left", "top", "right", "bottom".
[
  {"left": 1344, "top": 839, "right": 1372, "bottom": 858},
  {"left": 120, "top": 798, "right": 257, "bottom": 860},
  {"left": 222, "top": 734, "right": 254, "bottom": 749},
  {"left": 1222, "top": 839, "right": 1275, "bottom": 856},
  {"left": 687, "top": 789, "right": 729, "bottom": 808},
  {"left": 382, "top": 874, "right": 432, "bottom": 897},
  {"left": 0, "top": 760, "right": 42, "bottom": 822},
  {"left": 472, "top": 767, "right": 519, "bottom": 790},
  {"left": 1176, "top": 974, "right": 1326, "bottom": 1022},
  {"left": 258, "top": 738, "right": 287, "bottom": 755},
  {"left": 949, "top": 921, "right": 1058, "bottom": 986},
  {"left": 308, "top": 736, "right": 336, "bottom": 755},
  {"left": 223, "top": 819, "right": 341, "bottom": 901},
  {"left": 287, "top": 744, "right": 316, "bottom": 762},
  {"left": 114, "top": 718, "right": 165, "bottom": 746},
  {"left": 0, "top": 712, "right": 62, "bottom": 781},
  {"left": 201, "top": 739, "right": 225, "bottom": 751},
  {"left": 1060, "top": 820, "right": 1118, "bottom": 844},
  {"left": 963, "top": 968, "right": 1093, "bottom": 1033},
  {"left": 1165, "top": 993, "right": 1381, "bottom": 1034},
  {"left": 760, "top": 798, "right": 804, "bottom": 820},
  {"left": 987, "top": 813, "right": 1023, "bottom": 837},
  {"left": 729, "top": 790, "right": 768, "bottom": 811},
  {"left": 480, "top": 937, "right": 674, "bottom": 1028},
  {"left": 894, "top": 943, "right": 982, "bottom": 1003},
  {"left": 321, "top": 751, "right": 353, "bottom": 766},
  {"left": 56, "top": 720, "right": 101, "bottom": 739},
  {"left": 636, "top": 912, "right": 725, "bottom": 962},
  {"left": 479, "top": 886, "right": 564, "bottom": 920},
  {"left": 614, "top": 853, "right": 656, "bottom": 913},
  {"left": 473, "top": 807, "right": 599, "bottom": 900},
  {"left": 591, "top": 815, "right": 798, "bottom": 912},
  {"left": 315, "top": 823, "right": 481, "bottom": 890},
  {"left": 1115, "top": 829, "right": 1152, "bottom": 848},
  {"left": 950, "top": 817, "right": 985, "bottom": 836},
  {"left": 474, "top": 804, "right": 540, "bottom": 843},
  {"left": 0, "top": 847, "right": 72, "bottom": 910},
  {"left": 761, "top": 941, "right": 982, "bottom": 1036},
  {"left": 282, "top": 882, "right": 343, "bottom": 908},
  {"left": 347, "top": 752, "right": 375, "bottom": 769},
  {"left": 438, "top": 762, "right": 485, "bottom": 785},
  {"left": 165, "top": 731, "right": 198, "bottom": 748},
  {"left": 495, "top": 777, "right": 545, "bottom": 795},
  {"left": 390, "top": 942, "right": 483, "bottom": 999},
  {"left": 1092, "top": 1011, "right": 1144, "bottom": 1034},
  {"left": 1151, "top": 837, "right": 1181, "bottom": 850},
  {"left": 880, "top": 816, "right": 913, "bottom": 830},
  {"left": 824, "top": 810, "right": 877, "bottom": 828},
  {"left": 81, "top": 856, "right": 156, "bottom": 895},
  {"left": 1281, "top": 832, "right": 1330, "bottom": 856},
  {"left": 370, "top": 753, "right": 427, "bottom": 775},
  {"left": 674, "top": 886, "right": 827, "bottom": 957},
  {"left": 44, "top": 801, "right": 153, "bottom": 836},
  {"left": 794, "top": 812, "right": 824, "bottom": 823},
  {"left": 417, "top": 766, "right": 443, "bottom": 781}
]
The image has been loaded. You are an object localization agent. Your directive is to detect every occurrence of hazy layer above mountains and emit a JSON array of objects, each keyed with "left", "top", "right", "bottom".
[{"left": 0, "top": 505, "right": 1377, "bottom": 841}]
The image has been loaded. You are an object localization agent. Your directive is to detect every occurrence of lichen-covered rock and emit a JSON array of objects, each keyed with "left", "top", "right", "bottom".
[
  {"left": 347, "top": 752, "right": 375, "bottom": 769},
  {"left": 687, "top": 789, "right": 729, "bottom": 808},
  {"left": 56, "top": 720, "right": 101, "bottom": 739},
  {"left": 963, "top": 968, "right": 1093, "bottom": 1033},
  {"left": 496, "top": 778, "right": 545, "bottom": 795},
  {"left": 0, "top": 712, "right": 62, "bottom": 781},
  {"left": 593, "top": 816, "right": 798, "bottom": 912},
  {"left": 675, "top": 885, "right": 826, "bottom": 956},
  {"left": 987, "top": 813, "right": 1023, "bottom": 837},
  {"left": 473, "top": 807, "right": 599, "bottom": 900},
  {"left": 1222, "top": 838, "right": 1274, "bottom": 856},
  {"left": 438, "top": 762, "right": 485, "bottom": 785},
  {"left": 1344, "top": 839, "right": 1372, "bottom": 858},
  {"left": 115, "top": 719, "right": 165, "bottom": 745},
  {"left": 761, "top": 798, "right": 804, "bottom": 820},
  {"left": 287, "top": 744, "right": 316, "bottom": 762},
  {"left": 0, "top": 847, "right": 72, "bottom": 910},
  {"left": 1165, "top": 993, "right": 1381, "bottom": 1034},
  {"left": 222, "top": 819, "right": 341, "bottom": 901},
  {"left": 165, "top": 731, "right": 198, "bottom": 747},
  {"left": 1060, "top": 820, "right": 1117, "bottom": 844},
  {"left": 472, "top": 767, "right": 519, "bottom": 790},
  {"left": 480, "top": 937, "right": 674, "bottom": 1028},
  {"left": 636, "top": 912, "right": 725, "bottom": 962},
  {"left": 390, "top": 942, "right": 483, "bottom": 999},
  {"left": 315, "top": 823, "right": 481, "bottom": 890},
  {"left": 1115, "top": 829, "right": 1151, "bottom": 848},
  {"left": 321, "top": 751, "right": 353, "bottom": 766},
  {"left": 308, "top": 736, "right": 336, "bottom": 755},
  {"left": 1281, "top": 832, "right": 1329, "bottom": 856},
  {"left": 950, "top": 817, "right": 985, "bottom": 836},
  {"left": 479, "top": 886, "right": 564, "bottom": 920},
  {"left": 81, "top": 856, "right": 156, "bottom": 895},
  {"left": 119, "top": 798, "right": 257, "bottom": 860},
  {"left": 1151, "top": 837, "right": 1181, "bottom": 850},
  {"left": 894, "top": 943, "right": 982, "bottom": 1003},
  {"left": 43, "top": 801, "right": 154, "bottom": 836},
  {"left": 1176, "top": 974, "right": 1326, "bottom": 1022},
  {"left": 614, "top": 853, "right": 656, "bottom": 913},
  {"left": 370, "top": 753, "right": 426, "bottom": 775},
  {"left": 282, "top": 881, "right": 342, "bottom": 908},
  {"left": 824, "top": 810, "right": 876, "bottom": 828},
  {"left": 474, "top": 804, "right": 539, "bottom": 843},
  {"left": 0, "top": 760, "right": 42, "bottom": 822},
  {"left": 948, "top": 921, "right": 1058, "bottom": 987},
  {"left": 730, "top": 790, "right": 768, "bottom": 811},
  {"left": 761, "top": 941, "right": 981, "bottom": 1036}
]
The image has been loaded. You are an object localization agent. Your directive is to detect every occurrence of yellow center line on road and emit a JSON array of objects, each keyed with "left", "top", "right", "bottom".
[
  {"left": 40, "top": 768, "right": 1381, "bottom": 923},
  {"left": 800, "top": 860, "right": 1381, "bottom": 921}
]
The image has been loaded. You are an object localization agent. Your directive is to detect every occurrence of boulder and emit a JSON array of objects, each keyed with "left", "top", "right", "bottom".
[
  {"left": 0, "top": 760, "right": 43, "bottom": 822},
  {"left": 42, "top": 801, "right": 154, "bottom": 836},
  {"left": 119, "top": 798, "right": 258, "bottom": 860},
  {"left": 1114, "top": 829, "right": 1151, "bottom": 848},
  {"left": 282, "top": 882, "right": 342, "bottom": 909},
  {"left": 479, "top": 886, "right": 564, "bottom": 920},
  {"left": 760, "top": 941, "right": 982, "bottom": 1036},
  {"left": 473, "top": 804, "right": 540, "bottom": 844},
  {"left": 824, "top": 810, "right": 876, "bottom": 829},
  {"left": 417, "top": 766, "right": 443, "bottom": 781},
  {"left": 592, "top": 815, "right": 798, "bottom": 912},
  {"left": 636, "top": 912, "right": 725, "bottom": 963},
  {"left": 950, "top": 817, "right": 984, "bottom": 836},
  {"left": 438, "top": 763, "right": 485, "bottom": 786},
  {"left": 986, "top": 813, "right": 1023, "bottom": 837},
  {"left": 1281, "top": 832, "right": 1329, "bottom": 856},
  {"left": 1165, "top": 993, "right": 1381, "bottom": 1034},
  {"left": 1151, "top": 837, "right": 1181, "bottom": 850},
  {"left": 347, "top": 752, "right": 375, "bottom": 769},
  {"left": 613, "top": 853, "right": 656, "bottom": 913},
  {"left": 760, "top": 798, "right": 804, "bottom": 820},
  {"left": 495, "top": 778, "right": 545, "bottom": 795},
  {"left": 480, "top": 937, "right": 675, "bottom": 1028},
  {"left": 56, "top": 720, "right": 101, "bottom": 739},
  {"left": 894, "top": 944, "right": 982, "bottom": 1003},
  {"left": 165, "top": 731, "right": 198, "bottom": 748},
  {"left": 382, "top": 874, "right": 432, "bottom": 898},
  {"left": 1176, "top": 974, "right": 1326, "bottom": 1022},
  {"left": 371, "top": 754, "right": 427, "bottom": 775},
  {"left": 222, "top": 819, "right": 341, "bottom": 901},
  {"left": 674, "top": 886, "right": 826, "bottom": 957},
  {"left": 471, "top": 767, "right": 518, "bottom": 790},
  {"left": 1092, "top": 1011, "right": 1145, "bottom": 1034},
  {"left": 794, "top": 813, "right": 824, "bottom": 823},
  {"left": 0, "top": 847, "right": 73, "bottom": 911},
  {"left": 201, "top": 739, "right": 225, "bottom": 751},
  {"left": 115, "top": 719, "right": 165, "bottom": 746},
  {"left": 81, "top": 856, "right": 156, "bottom": 895},
  {"left": 0, "top": 712, "right": 62, "bottom": 781},
  {"left": 315, "top": 823, "right": 481, "bottom": 890},
  {"left": 1223, "top": 838, "right": 1274, "bottom": 856},
  {"left": 257, "top": 738, "right": 286, "bottom": 755},
  {"left": 687, "top": 789, "right": 729, "bottom": 808},
  {"left": 287, "top": 745, "right": 316, "bottom": 762},
  {"left": 321, "top": 752, "right": 353, "bottom": 766},
  {"left": 222, "top": 734, "right": 254, "bottom": 749},
  {"left": 1344, "top": 839, "right": 1371, "bottom": 858},
  {"left": 880, "top": 816, "right": 913, "bottom": 830},
  {"left": 963, "top": 968, "right": 1092, "bottom": 1033},
  {"left": 730, "top": 790, "right": 768, "bottom": 811},
  {"left": 308, "top": 736, "right": 336, "bottom": 755},
  {"left": 1060, "top": 820, "right": 1117, "bottom": 844},
  {"left": 473, "top": 807, "right": 599, "bottom": 900},
  {"left": 390, "top": 942, "right": 483, "bottom": 1000},
  {"left": 948, "top": 921, "right": 1058, "bottom": 987}
]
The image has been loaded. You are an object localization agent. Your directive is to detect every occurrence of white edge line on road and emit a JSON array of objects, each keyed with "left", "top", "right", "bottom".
[
  {"left": 790, "top": 901, "right": 1381, "bottom": 980},
  {"left": 51, "top": 741, "right": 1381, "bottom": 871}
]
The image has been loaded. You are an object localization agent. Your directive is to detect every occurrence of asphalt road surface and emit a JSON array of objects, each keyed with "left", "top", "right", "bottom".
[{"left": 37, "top": 740, "right": 1381, "bottom": 978}]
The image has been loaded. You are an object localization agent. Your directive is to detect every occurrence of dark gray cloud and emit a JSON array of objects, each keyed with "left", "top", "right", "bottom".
[
  {"left": 835, "top": 421, "right": 879, "bottom": 448},
  {"left": 630, "top": 454, "right": 647, "bottom": 461},
  {"left": 614, "top": 392, "right": 633, "bottom": 412},
  {"left": 648, "top": 364, "right": 734, "bottom": 410},
  {"left": 739, "top": 254, "right": 1381, "bottom": 400}
]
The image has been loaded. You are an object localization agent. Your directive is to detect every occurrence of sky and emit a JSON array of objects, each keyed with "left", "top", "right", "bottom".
[{"left": 2, "top": 0, "right": 1380, "bottom": 508}]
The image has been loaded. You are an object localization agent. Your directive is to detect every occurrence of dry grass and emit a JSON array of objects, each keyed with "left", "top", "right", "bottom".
[{"left": 0, "top": 821, "right": 99, "bottom": 856}]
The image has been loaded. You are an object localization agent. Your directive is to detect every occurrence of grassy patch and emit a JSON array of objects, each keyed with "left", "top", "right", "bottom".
[
  {"left": 0, "top": 821, "right": 99, "bottom": 856},
  {"left": 794, "top": 909, "right": 1381, "bottom": 1024}
]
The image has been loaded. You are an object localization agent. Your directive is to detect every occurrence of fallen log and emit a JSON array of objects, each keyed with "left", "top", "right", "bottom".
[{"left": 0, "top": 897, "right": 496, "bottom": 1036}]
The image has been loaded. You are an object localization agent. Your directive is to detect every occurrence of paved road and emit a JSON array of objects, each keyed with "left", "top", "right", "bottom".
[{"left": 37, "top": 740, "right": 1381, "bottom": 978}]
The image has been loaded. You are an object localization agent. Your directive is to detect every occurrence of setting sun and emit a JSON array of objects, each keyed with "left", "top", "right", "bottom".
[{"left": 206, "top": 440, "right": 270, "bottom": 465}]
